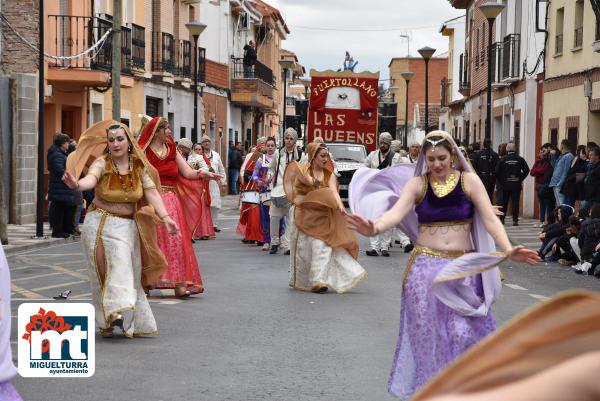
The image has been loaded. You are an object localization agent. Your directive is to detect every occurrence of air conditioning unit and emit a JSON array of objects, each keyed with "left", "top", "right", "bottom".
[{"left": 239, "top": 12, "right": 249, "bottom": 31}]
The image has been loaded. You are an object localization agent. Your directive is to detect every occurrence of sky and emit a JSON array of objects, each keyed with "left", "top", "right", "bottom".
[{"left": 266, "top": 0, "right": 464, "bottom": 84}]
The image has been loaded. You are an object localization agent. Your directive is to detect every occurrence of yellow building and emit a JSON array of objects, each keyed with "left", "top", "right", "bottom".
[{"left": 543, "top": 0, "right": 600, "bottom": 146}]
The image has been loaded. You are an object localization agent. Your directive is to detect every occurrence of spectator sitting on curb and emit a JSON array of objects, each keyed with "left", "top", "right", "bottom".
[
  {"left": 574, "top": 204, "right": 600, "bottom": 276},
  {"left": 549, "top": 215, "right": 581, "bottom": 266},
  {"left": 538, "top": 204, "right": 575, "bottom": 262}
]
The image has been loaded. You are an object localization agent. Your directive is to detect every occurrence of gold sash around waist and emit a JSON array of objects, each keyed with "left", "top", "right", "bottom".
[
  {"left": 413, "top": 244, "right": 474, "bottom": 259},
  {"left": 89, "top": 204, "right": 134, "bottom": 220},
  {"left": 161, "top": 185, "right": 177, "bottom": 192}
]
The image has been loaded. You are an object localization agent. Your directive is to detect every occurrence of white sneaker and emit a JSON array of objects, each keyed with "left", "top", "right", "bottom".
[{"left": 579, "top": 262, "right": 592, "bottom": 273}]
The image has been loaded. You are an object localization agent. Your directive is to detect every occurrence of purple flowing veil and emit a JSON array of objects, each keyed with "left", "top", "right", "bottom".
[
  {"left": 349, "top": 131, "right": 503, "bottom": 317},
  {"left": 0, "top": 242, "right": 18, "bottom": 383}
]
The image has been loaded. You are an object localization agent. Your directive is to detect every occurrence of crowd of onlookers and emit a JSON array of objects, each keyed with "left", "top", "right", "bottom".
[{"left": 462, "top": 137, "right": 600, "bottom": 277}]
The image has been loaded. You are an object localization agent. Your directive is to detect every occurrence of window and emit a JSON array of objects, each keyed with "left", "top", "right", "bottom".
[
  {"left": 180, "top": 126, "right": 186, "bottom": 139},
  {"left": 514, "top": 120, "right": 521, "bottom": 154},
  {"left": 145, "top": 96, "right": 162, "bottom": 117},
  {"left": 550, "top": 128, "right": 558, "bottom": 146},
  {"left": 556, "top": 7, "right": 564, "bottom": 55},
  {"left": 574, "top": 1, "right": 584, "bottom": 48},
  {"left": 514, "top": 0, "right": 522, "bottom": 35},
  {"left": 568, "top": 126, "right": 579, "bottom": 148},
  {"left": 167, "top": 112, "right": 174, "bottom": 132},
  {"left": 500, "top": 0, "right": 508, "bottom": 40}
]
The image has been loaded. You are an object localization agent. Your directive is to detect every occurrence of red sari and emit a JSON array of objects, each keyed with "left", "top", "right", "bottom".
[
  {"left": 188, "top": 153, "right": 214, "bottom": 239},
  {"left": 139, "top": 117, "right": 205, "bottom": 294},
  {"left": 236, "top": 149, "right": 263, "bottom": 242}
]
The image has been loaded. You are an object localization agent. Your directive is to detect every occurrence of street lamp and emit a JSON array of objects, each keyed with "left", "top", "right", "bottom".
[
  {"left": 401, "top": 71, "right": 415, "bottom": 147},
  {"left": 300, "top": 76, "right": 311, "bottom": 99},
  {"left": 185, "top": 20, "right": 207, "bottom": 144},
  {"left": 279, "top": 58, "right": 295, "bottom": 137},
  {"left": 418, "top": 46, "right": 436, "bottom": 135},
  {"left": 479, "top": 1, "right": 505, "bottom": 142}
]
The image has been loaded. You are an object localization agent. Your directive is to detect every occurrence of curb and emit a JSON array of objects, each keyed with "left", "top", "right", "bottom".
[{"left": 4, "top": 236, "right": 81, "bottom": 257}]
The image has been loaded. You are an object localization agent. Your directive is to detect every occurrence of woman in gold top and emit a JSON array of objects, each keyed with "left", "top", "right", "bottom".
[
  {"left": 63, "top": 121, "right": 176, "bottom": 338},
  {"left": 284, "top": 142, "right": 367, "bottom": 293}
]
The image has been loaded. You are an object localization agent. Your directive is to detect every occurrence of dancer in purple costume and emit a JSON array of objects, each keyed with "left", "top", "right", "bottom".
[
  {"left": 346, "top": 131, "right": 539, "bottom": 400},
  {"left": 0, "top": 242, "right": 23, "bottom": 401}
]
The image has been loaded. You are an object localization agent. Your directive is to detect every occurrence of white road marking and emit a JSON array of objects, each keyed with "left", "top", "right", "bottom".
[
  {"left": 148, "top": 299, "right": 182, "bottom": 305},
  {"left": 529, "top": 294, "right": 549, "bottom": 300},
  {"left": 504, "top": 283, "right": 528, "bottom": 291}
]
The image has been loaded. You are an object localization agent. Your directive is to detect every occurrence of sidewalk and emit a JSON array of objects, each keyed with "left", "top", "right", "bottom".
[{"left": 3, "top": 196, "right": 541, "bottom": 256}]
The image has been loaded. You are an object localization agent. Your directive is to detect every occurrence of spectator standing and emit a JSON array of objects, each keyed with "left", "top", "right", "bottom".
[
  {"left": 472, "top": 138, "right": 499, "bottom": 202},
  {"left": 47, "top": 133, "right": 77, "bottom": 238},
  {"left": 582, "top": 147, "right": 600, "bottom": 216},
  {"left": 561, "top": 145, "right": 588, "bottom": 209},
  {"left": 495, "top": 143, "right": 508, "bottom": 206},
  {"left": 228, "top": 142, "right": 243, "bottom": 195},
  {"left": 496, "top": 143, "right": 530, "bottom": 226},
  {"left": 530, "top": 144, "right": 555, "bottom": 227},
  {"left": 243, "top": 41, "right": 257, "bottom": 78},
  {"left": 549, "top": 139, "right": 575, "bottom": 207}
]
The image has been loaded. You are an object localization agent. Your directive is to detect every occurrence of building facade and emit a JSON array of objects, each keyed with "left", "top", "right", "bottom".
[{"left": 543, "top": 0, "right": 600, "bottom": 148}]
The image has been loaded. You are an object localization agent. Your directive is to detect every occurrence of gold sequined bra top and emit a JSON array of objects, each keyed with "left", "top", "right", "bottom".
[{"left": 95, "top": 155, "right": 145, "bottom": 203}]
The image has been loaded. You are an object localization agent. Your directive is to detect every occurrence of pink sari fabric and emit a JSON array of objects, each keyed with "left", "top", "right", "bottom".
[
  {"left": 192, "top": 180, "right": 215, "bottom": 239},
  {"left": 154, "top": 191, "right": 204, "bottom": 294}
]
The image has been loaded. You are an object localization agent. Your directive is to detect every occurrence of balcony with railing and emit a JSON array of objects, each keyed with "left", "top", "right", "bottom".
[
  {"left": 501, "top": 34, "right": 520, "bottom": 82},
  {"left": 152, "top": 31, "right": 175, "bottom": 75},
  {"left": 440, "top": 77, "right": 448, "bottom": 107},
  {"left": 131, "top": 23, "right": 145, "bottom": 70},
  {"left": 230, "top": 57, "right": 276, "bottom": 110},
  {"left": 175, "top": 40, "right": 192, "bottom": 79},
  {"left": 574, "top": 27, "right": 583, "bottom": 48},
  {"left": 458, "top": 53, "right": 470, "bottom": 96},
  {"left": 555, "top": 33, "right": 564, "bottom": 55}
]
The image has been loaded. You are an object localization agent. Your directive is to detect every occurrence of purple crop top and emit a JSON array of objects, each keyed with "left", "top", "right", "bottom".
[{"left": 415, "top": 172, "right": 474, "bottom": 225}]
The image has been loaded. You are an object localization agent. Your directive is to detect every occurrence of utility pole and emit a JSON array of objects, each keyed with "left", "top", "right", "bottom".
[{"left": 111, "top": 0, "right": 121, "bottom": 121}]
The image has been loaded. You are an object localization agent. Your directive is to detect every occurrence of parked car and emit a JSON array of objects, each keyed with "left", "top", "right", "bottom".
[{"left": 326, "top": 142, "right": 367, "bottom": 203}]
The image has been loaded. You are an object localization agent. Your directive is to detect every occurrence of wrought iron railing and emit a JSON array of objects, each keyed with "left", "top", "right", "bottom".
[
  {"left": 152, "top": 31, "right": 175, "bottom": 74},
  {"left": 46, "top": 14, "right": 135, "bottom": 74},
  {"left": 574, "top": 27, "right": 583, "bottom": 48},
  {"left": 501, "top": 33, "right": 520, "bottom": 81},
  {"left": 458, "top": 53, "right": 470, "bottom": 92},
  {"left": 231, "top": 58, "right": 274, "bottom": 86},
  {"left": 197, "top": 46, "right": 206, "bottom": 83},
  {"left": 492, "top": 42, "right": 503, "bottom": 83},
  {"left": 131, "top": 23, "right": 145, "bottom": 70},
  {"left": 176, "top": 40, "right": 191, "bottom": 78},
  {"left": 555, "top": 34, "right": 564, "bottom": 54}
]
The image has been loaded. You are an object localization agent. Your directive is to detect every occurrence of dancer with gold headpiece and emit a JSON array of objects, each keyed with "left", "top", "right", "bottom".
[
  {"left": 237, "top": 138, "right": 267, "bottom": 245},
  {"left": 347, "top": 131, "right": 540, "bottom": 399},
  {"left": 63, "top": 121, "right": 175, "bottom": 337},
  {"left": 137, "top": 117, "right": 220, "bottom": 297},
  {"left": 284, "top": 142, "right": 367, "bottom": 293}
]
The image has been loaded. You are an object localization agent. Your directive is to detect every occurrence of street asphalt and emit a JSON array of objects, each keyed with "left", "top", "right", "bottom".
[{"left": 7, "top": 210, "right": 600, "bottom": 401}]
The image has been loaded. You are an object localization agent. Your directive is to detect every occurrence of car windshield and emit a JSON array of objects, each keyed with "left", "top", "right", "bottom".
[{"left": 327, "top": 144, "right": 366, "bottom": 163}]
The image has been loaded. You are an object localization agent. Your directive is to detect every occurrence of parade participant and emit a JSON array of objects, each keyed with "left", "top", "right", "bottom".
[
  {"left": 284, "top": 142, "right": 367, "bottom": 293},
  {"left": 63, "top": 120, "right": 175, "bottom": 337},
  {"left": 0, "top": 243, "right": 22, "bottom": 400},
  {"left": 237, "top": 137, "right": 267, "bottom": 245},
  {"left": 199, "top": 136, "right": 226, "bottom": 233},
  {"left": 408, "top": 141, "right": 421, "bottom": 164},
  {"left": 412, "top": 291, "right": 600, "bottom": 401},
  {"left": 268, "top": 128, "right": 301, "bottom": 255},
  {"left": 138, "top": 116, "right": 219, "bottom": 297},
  {"left": 253, "top": 137, "right": 276, "bottom": 250},
  {"left": 364, "top": 132, "right": 399, "bottom": 257},
  {"left": 187, "top": 142, "right": 214, "bottom": 240},
  {"left": 177, "top": 138, "right": 193, "bottom": 159},
  {"left": 347, "top": 131, "right": 539, "bottom": 399}
]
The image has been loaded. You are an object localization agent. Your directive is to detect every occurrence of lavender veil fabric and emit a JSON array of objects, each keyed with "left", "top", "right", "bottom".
[
  {"left": 0, "top": 242, "right": 18, "bottom": 383},
  {"left": 349, "top": 132, "right": 503, "bottom": 317}
]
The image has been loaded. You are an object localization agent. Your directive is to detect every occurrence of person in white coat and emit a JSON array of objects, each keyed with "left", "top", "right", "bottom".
[
  {"left": 196, "top": 136, "right": 227, "bottom": 232},
  {"left": 267, "top": 128, "right": 301, "bottom": 255},
  {"left": 364, "top": 132, "right": 398, "bottom": 256},
  {"left": 390, "top": 139, "right": 414, "bottom": 253}
]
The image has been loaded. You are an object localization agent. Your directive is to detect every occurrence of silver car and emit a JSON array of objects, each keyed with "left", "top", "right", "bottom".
[{"left": 326, "top": 142, "right": 367, "bottom": 203}]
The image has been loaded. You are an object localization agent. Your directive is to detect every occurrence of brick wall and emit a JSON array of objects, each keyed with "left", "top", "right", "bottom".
[
  {"left": 467, "top": 0, "right": 495, "bottom": 95},
  {"left": 406, "top": 57, "right": 448, "bottom": 127},
  {"left": 205, "top": 59, "right": 228, "bottom": 89},
  {"left": 0, "top": 0, "right": 39, "bottom": 74}
]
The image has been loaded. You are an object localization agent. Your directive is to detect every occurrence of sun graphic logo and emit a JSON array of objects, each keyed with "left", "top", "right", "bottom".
[{"left": 18, "top": 303, "right": 95, "bottom": 377}]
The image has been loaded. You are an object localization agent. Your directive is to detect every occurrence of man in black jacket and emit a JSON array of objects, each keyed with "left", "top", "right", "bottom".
[
  {"left": 496, "top": 143, "right": 530, "bottom": 226},
  {"left": 47, "top": 133, "right": 77, "bottom": 238},
  {"left": 228, "top": 142, "right": 243, "bottom": 194},
  {"left": 582, "top": 147, "right": 600, "bottom": 216},
  {"left": 243, "top": 41, "right": 257, "bottom": 78},
  {"left": 472, "top": 138, "right": 499, "bottom": 202}
]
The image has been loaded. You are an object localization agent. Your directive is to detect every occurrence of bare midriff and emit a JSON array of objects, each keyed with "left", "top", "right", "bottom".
[
  {"left": 416, "top": 222, "right": 473, "bottom": 252},
  {"left": 91, "top": 197, "right": 136, "bottom": 216}
]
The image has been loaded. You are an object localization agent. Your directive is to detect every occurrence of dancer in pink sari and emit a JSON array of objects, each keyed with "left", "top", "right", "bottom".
[{"left": 138, "top": 117, "right": 219, "bottom": 297}]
